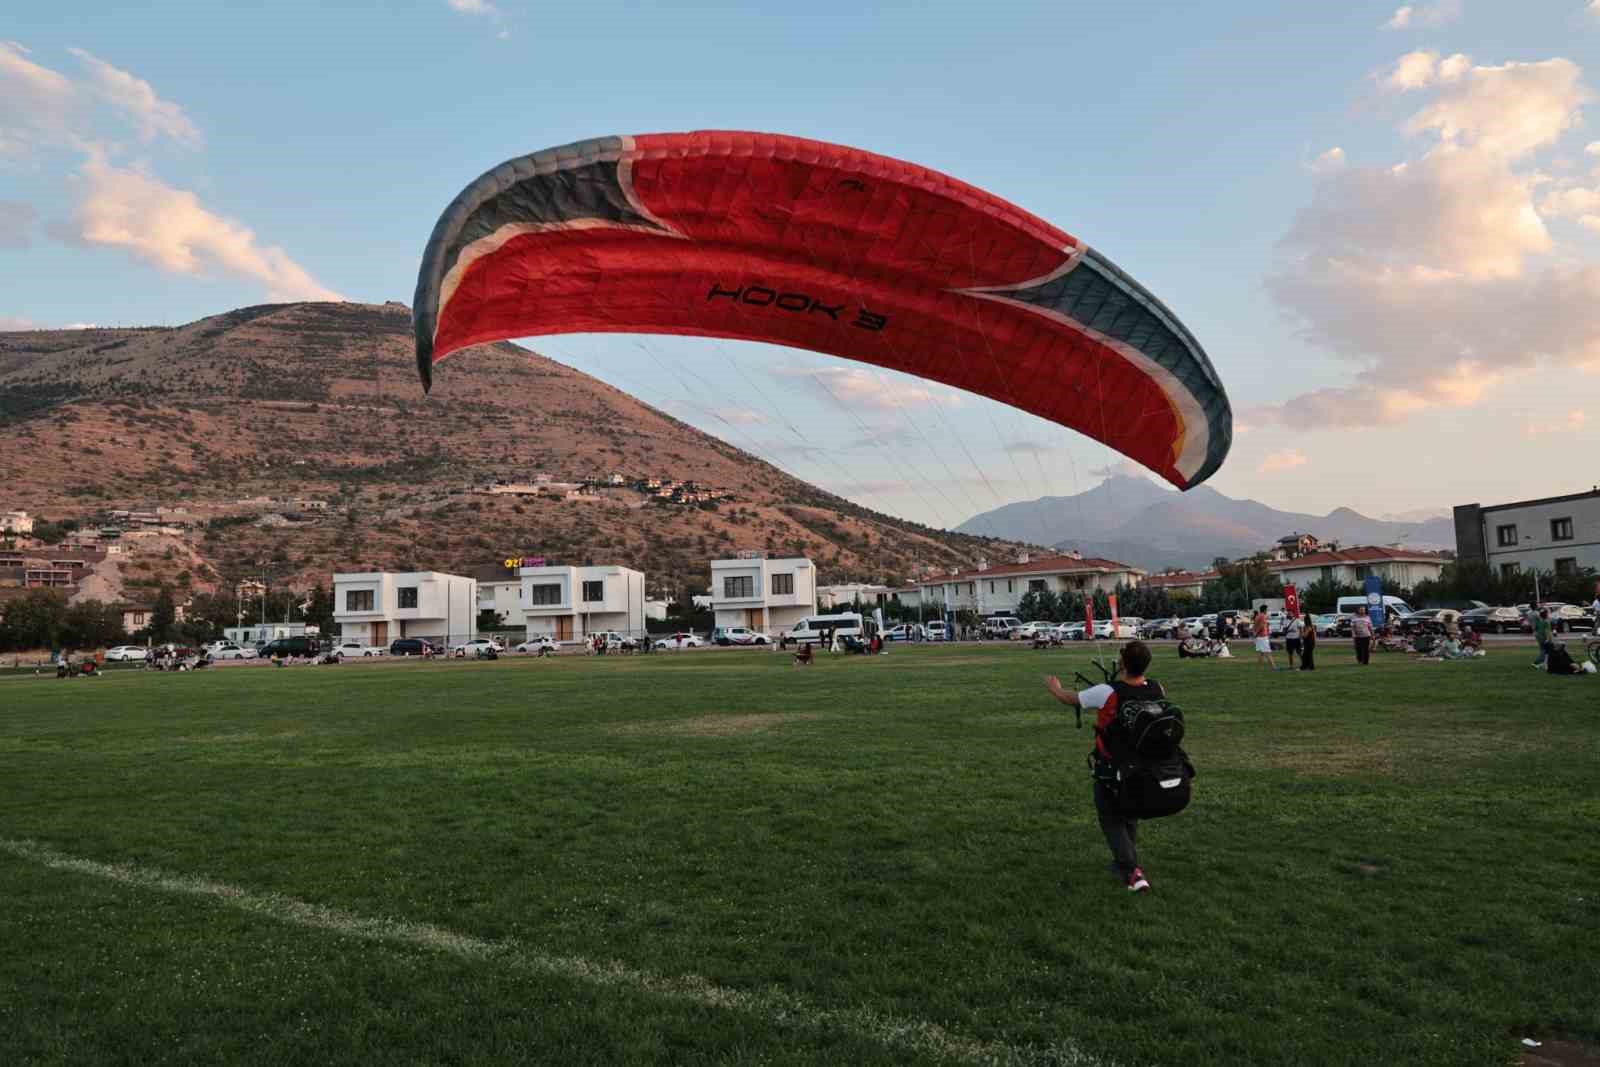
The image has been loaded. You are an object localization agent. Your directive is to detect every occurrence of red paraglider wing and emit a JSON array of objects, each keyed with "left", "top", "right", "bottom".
[{"left": 414, "top": 132, "right": 1230, "bottom": 488}]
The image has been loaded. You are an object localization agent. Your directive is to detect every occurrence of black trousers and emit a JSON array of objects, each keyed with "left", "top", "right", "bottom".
[
  {"left": 1285, "top": 637, "right": 1302, "bottom": 661},
  {"left": 1300, "top": 639, "right": 1316, "bottom": 670},
  {"left": 1355, "top": 636, "right": 1371, "bottom": 664},
  {"left": 1093, "top": 779, "right": 1138, "bottom": 876}
]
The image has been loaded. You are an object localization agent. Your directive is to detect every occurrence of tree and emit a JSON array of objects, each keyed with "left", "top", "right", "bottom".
[
  {"left": 476, "top": 608, "right": 504, "bottom": 633},
  {"left": 0, "top": 590, "right": 69, "bottom": 651},
  {"left": 151, "top": 586, "right": 177, "bottom": 641},
  {"left": 304, "top": 583, "right": 335, "bottom": 635}
]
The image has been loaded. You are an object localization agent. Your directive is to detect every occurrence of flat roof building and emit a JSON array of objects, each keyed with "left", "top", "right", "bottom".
[
  {"left": 519, "top": 563, "right": 646, "bottom": 642},
  {"left": 1455, "top": 489, "right": 1600, "bottom": 579},
  {"left": 710, "top": 555, "right": 817, "bottom": 635},
  {"left": 333, "top": 571, "right": 478, "bottom": 648}
]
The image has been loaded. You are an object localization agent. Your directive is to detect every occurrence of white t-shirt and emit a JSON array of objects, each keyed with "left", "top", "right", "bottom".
[
  {"left": 1286, "top": 618, "right": 1304, "bottom": 639},
  {"left": 1077, "top": 684, "right": 1114, "bottom": 709}
]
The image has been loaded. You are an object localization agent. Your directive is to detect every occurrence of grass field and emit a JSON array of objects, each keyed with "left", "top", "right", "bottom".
[{"left": 2, "top": 642, "right": 1596, "bottom": 1066}]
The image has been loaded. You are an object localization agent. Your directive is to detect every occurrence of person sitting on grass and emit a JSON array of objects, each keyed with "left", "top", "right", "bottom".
[
  {"left": 1042, "top": 640, "right": 1166, "bottom": 894},
  {"left": 793, "top": 642, "right": 815, "bottom": 667}
]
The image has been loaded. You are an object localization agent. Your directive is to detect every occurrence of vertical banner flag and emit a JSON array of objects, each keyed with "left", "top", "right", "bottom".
[
  {"left": 1109, "top": 594, "right": 1120, "bottom": 636},
  {"left": 1283, "top": 584, "right": 1300, "bottom": 620},
  {"left": 1085, "top": 599, "right": 1095, "bottom": 636},
  {"left": 1365, "top": 575, "right": 1384, "bottom": 629}
]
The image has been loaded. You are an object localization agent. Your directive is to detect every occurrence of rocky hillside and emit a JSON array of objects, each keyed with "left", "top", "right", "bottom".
[{"left": 1, "top": 301, "right": 1028, "bottom": 600}]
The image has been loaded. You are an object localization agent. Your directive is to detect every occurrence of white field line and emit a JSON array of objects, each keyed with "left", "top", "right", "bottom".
[{"left": 1, "top": 838, "right": 1105, "bottom": 1067}]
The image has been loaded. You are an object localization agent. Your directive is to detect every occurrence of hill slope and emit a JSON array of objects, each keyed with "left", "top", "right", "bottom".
[{"left": 1, "top": 302, "right": 1027, "bottom": 600}]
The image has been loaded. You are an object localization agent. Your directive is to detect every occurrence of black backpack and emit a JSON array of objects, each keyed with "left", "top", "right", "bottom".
[{"left": 1100, "top": 681, "right": 1195, "bottom": 819}]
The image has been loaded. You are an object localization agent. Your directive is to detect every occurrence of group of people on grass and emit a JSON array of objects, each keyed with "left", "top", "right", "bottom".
[{"left": 1251, "top": 606, "right": 1321, "bottom": 671}]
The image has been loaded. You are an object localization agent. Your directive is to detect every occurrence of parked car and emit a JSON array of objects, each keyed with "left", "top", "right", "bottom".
[
  {"left": 1015, "top": 621, "right": 1054, "bottom": 640},
  {"left": 332, "top": 641, "right": 384, "bottom": 658},
  {"left": 711, "top": 626, "right": 767, "bottom": 646},
  {"left": 925, "top": 620, "right": 950, "bottom": 641},
  {"left": 514, "top": 635, "right": 558, "bottom": 653},
  {"left": 653, "top": 631, "right": 704, "bottom": 649},
  {"left": 982, "top": 616, "right": 1022, "bottom": 640},
  {"left": 1092, "top": 619, "right": 1140, "bottom": 639},
  {"left": 389, "top": 638, "right": 438, "bottom": 657},
  {"left": 262, "top": 636, "right": 320, "bottom": 658},
  {"left": 104, "top": 645, "right": 147, "bottom": 662},
  {"left": 1057, "top": 621, "right": 1087, "bottom": 641},
  {"left": 1536, "top": 602, "right": 1595, "bottom": 633},
  {"left": 1310, "top": 613, "right": 1338, "bottom": 636},
  {"left": 882, "top": 623, "right": 924, "bottom": 642},
  {"left": 209, "top": 642, "right": 258, "bottom": 660},
  {"left": 1460, "top": 606, "right": 1522, "bottom": 634},
  {"left": 1398, "top": 608, "right": 1449, "bottom": 635},
  {"left": 452, "top": 638, "right": 501, "bottom": 658}
]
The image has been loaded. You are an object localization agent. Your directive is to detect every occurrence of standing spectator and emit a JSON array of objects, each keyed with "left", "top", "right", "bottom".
[
  {"left": 1298, "top": 611, "right": 1317, "bottom": 671},
  {"left": 1350, "top": 610, "right": 1373, "bottom": 666},
  {"left": 1533, "top": 609, "right": 1554, "bottom": 668},
  {"left": 1252, "top": 605, "right": 1278, "bottom": 670},
  {"left": 1284, "top": 613, "right": 1304, "bottom": 665}
]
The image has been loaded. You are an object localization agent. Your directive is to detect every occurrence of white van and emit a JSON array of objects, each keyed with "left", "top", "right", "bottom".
[
  {"left": 787, "top": 613, "right": 868, "bottom": 645},
  {"left": 1336, "top": 595, "right": 1415, "bottom": 622}
]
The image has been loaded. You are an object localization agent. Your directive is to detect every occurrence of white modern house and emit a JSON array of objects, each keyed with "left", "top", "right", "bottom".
[
  {"left": 519, "top": 563, "right": 646, "bottom": 642},
  {"left": 912, "top": 554, "right": 1145, "bottom": 616},
  {"left": 709, "top": 555, "right": 817, "bottom": 634},
  {"left": 817, "top": 583, "right": 894, "bottom": 610},
  {"left": 1265, "top": 546, "right": 1446, "bottom": 590},
  {"left": 1456, "top": 489, "right": 1600, "bottom": 579},
  {"left": 645, "top": 598, "right": 670, "bottom": 622},
  {"left": 2, "top": 509, "right": 33, "bottom": 536},
  {"left": 477, "top": 579, "right": 527, "bottom": 631},
  {"left": 333, "top": 571, "right": 478, "bottom": 648}
]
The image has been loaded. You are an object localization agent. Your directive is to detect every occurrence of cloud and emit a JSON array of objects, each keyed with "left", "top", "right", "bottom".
[
  {"left": 1258, "top": 449, "right": 1309, "bottom": 474},
  {"left": 775, "top": 365, "right": 965, "bottom": 411},
  {"left": 1525, "top": 409, "right": 1586, "bottom": 435},
  {"left": 1384, "top": 0, "right": 1463, "bottom": 30},
  {"left": 1305, "top": 147, "right": 1346, "bottom": 173},
  {"left": 445, "top": 0, "right": 499, "bottom": 14},
  {"left": 1089, "top": 460, "right": 1151, "bottom": 481},
  {"left": 711, "top": 406, "right": 766, "bottom": 425},
  {"left": 66, "top": 47, "right": 201, "bottom": 147},
  {"left": 59, "top": 152, "right": 343, "bottom": 301},
  {"left": 0, "top": 40, "right": 75, "bottom": 156},
  {"left": 1264, "top": 50, "right": 1600, "bottom": 427},
  {"left": 0, "top": 314, "right": 38, "bottom": 331},
  {"left": 0, "top": 200, "right": 37, "bottom": 248}
]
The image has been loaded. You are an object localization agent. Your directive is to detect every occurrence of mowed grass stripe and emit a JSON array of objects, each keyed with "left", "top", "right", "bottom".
[{"left": 0, "top": 837, "right": 1103, "bottom": 1067}]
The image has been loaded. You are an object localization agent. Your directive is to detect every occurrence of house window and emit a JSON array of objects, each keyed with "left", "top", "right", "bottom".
[
  {"left": 398, "top": 587, "right": 418, "bottom": 609},
  {"left": 1027, "top": 579, "right": 1045, "bottom": 593},
  {"left": 345, "top": 589, "right": 374, "bottom": 612},
  {"left": 529, "top": 583, "right": 561, "bottom": 606},
  {"left": 1500, "top": 562, "right": 1520, "bottom": 579},
  {"left": 724, "top": 575, "right": 754, "bottom": 599},
  {"left": 1496, "top": 524, "right": 1518, "bottom": 547},
  {"left": 988, "top": 581, "right": 994, "bottom": 594},
  {"left": 582, "top": 580, "right": 604, "bottom": 602},
  {"left": 1551, "top": 517, "right": 1574, "bottom": 541},
  {"left": 771, "top": 572, "right": 795, "bottom": 595},
  {"left": 968, "top": 583, "right": 975, "bottom": 595},
  {"left": 1555, "top": 557, "right": 1577, "bottom": 577}
]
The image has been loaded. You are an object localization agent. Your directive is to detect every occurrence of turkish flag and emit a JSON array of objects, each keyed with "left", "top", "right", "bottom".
[{"left": 1284, "top": 584, "right": 1300, "bottom": 619}]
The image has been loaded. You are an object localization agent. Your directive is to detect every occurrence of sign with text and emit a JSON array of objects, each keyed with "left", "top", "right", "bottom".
[{"left": 504, "top": 556, "right": 546, "bottom": 570}]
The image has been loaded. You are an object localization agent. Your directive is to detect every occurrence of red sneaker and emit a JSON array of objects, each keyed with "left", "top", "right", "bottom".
[{"left": 1126, "top": 867, "right": 1150, "bottom": 893}]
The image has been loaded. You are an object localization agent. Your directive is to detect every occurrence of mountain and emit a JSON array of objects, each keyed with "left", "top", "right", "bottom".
[
  {"left": 956, "top": 476, "right": 1457, "bottom": 571},
  {"left": 0, "top": 302, "right": 1029, "bottom": 601}
]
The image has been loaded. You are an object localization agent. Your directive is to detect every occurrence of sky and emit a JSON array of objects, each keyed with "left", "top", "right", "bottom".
[{"left": 4, "top": 0, "right": 1600, "bottom": 531}]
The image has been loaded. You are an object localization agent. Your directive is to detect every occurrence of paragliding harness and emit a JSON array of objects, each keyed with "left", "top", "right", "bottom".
[{"left": 1074, "top": 659, "right": 1195, "bottom": 820}]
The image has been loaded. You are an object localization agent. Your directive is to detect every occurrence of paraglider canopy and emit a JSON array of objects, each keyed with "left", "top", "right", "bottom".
[{"left": 413, "top": 131, "right": 1230, "bottom": 489}]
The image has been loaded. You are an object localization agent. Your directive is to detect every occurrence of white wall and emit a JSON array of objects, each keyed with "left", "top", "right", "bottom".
[
  {"left": 333, "top": 571, "right": 478, "bottom": 645},
  {"left": 709, "top": 557, "right": 817, "bottom": 634},
  {"left": 519, "top": 564, "right": 646, "bottom": 640}
]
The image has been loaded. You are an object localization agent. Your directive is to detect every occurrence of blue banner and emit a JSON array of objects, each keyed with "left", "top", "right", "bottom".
[{"left": 1365, "top": 576, "right": 1385, "bottom": 628}]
